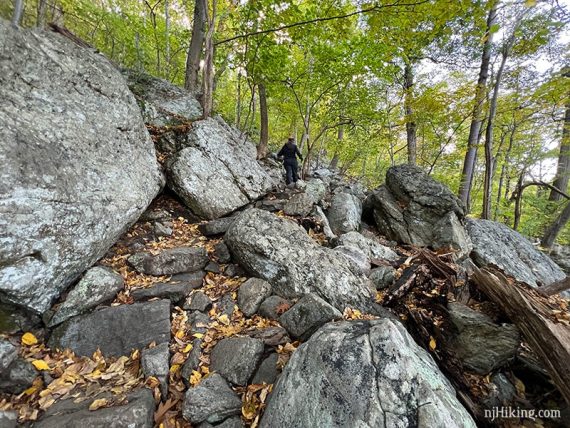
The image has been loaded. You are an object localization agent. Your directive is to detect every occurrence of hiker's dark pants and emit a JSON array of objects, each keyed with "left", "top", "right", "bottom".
[{"left": 284, "top": 159, "right": 299, "bottom": 184}]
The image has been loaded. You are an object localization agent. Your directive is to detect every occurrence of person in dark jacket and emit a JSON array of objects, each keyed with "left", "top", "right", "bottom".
[{"left": 277, "top": 137, "right": 303, "bottom": 185}]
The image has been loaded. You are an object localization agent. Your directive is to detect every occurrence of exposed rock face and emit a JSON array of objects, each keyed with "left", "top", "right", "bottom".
[
  {"left": 182, "top": 373, "right": 242, "bottom": 425},
  {"left": 333, "top": 246, "right": 371, "bottom": 276},
  {"left": 336, "top": 232, "right": 398, "bottom": 262},
  {"left": 466, "top": 219, "right": 565, "bottom": 288},
  {"left": 210, "top": 337, "right": 265, "bottom": 385},
  {"left": 260, "top": 320, "right": 476, "bottom": 428},
  {"left": 48, "top": 266, "right": 124, "bottom": 327},
  {"left": 167, "top": 118, "right": 274, "bottom": 219},
  {"left": 0, "top": 357, "right": 37, "bottom": 394},
  {"left": 326, "top": 192, "right": 362, "bottom": 235},
  {"left": 225, "top": 209, "right": 375, "bottom": 312},
  {"left": 0, "top": 340, "right": 17, "bottom": 372},
  {"left": 141, "top": 342, "right": 170, "bottom": 397},
  {"left": 198, "top": 217, "right": 237, "bottom": 236},
  {"left": 368, "top": 165, "right": 471, "bottom": 260},
  {"left": 448, "top": 303, "right": 520, "bottom": 375},
  {"left": 0, "top": 21, "right": 163, "bottom": 313},
  {"left": 49, "top": 300, "right": 171, "bottom": 357},
  {"left": 34, "top": 388, "right": 155, "bottom": 428},
  {"left": 369, "top": 266, "right": 396, "bottom": 290},
  {"left": 279, "top": 294, "right": 341, "bottom": 340},
  {"left": 128, "top": 247, "right": 208, "bottom": 276},
  {"left": 237, "top": 278, "right": 272, "bottom": 317}
]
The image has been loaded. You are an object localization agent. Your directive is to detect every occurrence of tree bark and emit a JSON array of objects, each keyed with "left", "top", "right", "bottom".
[
  {"left": 550, "top": 101, "right": 570, "bottom": 201},
  {"left": 458, "top": 0, "right": 498, "bottom": 209},
  {"left": 185, "top": 0, "right": 207, "bottom": 92},
  {"left": 257, "top": 82, "right": 269, "bottom": 159},
  {"left": 201, "top": 0, "right": 216, "bottom": 118},
  {"left": 12, "top": 0, "right": 24, "bottom": 27},
  {"left": 165, "top": 0, "right": 170, "bottom": 73},
  {"left": 539, "top": 276, "right": 570, "bottom": 297},
  {"left": 541, "top": 201, "right": 570, "bottom": 249},
  {"left": 37, "top": 0, "right": 47, "bottom": 27},
  {"left": 404, "top": 62, "right": 417, "bottom": 165}
]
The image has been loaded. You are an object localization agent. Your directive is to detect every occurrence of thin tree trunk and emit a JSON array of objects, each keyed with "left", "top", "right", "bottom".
[
  {"left": 165, "top": 0, "right": 170, "bottom": 74},
  {"left": 458, "top": 0, "right": 498, "bottom": 209},
  {"left": 12, "top": 0, "right": 24, "bottom": 27},
  {"left": 201, "top": 0, "right": 216, "bottom": 118},
  {"left": 299, "top": 97, "right": 310, "bottom": 151},
  {"left": 236, "top": 72, "right": 242, "bottom": 127},
  {"left": 495, "top": 126, "right": 515, "bottom": 220},
  {"left": 37, "top": 0, "right": 47, "bottom": 27},
  {"left": 550, "top": 101, "right": 570, "bottom": 201},
  {"left": 541, "top": 201, "right": 570, "bottom": 249},
  {"left": 185, "top": 0, "right": 207, "bottom": 92},
  {"left": 330, "top": 123, "right": 343, "bottom": 169},
  {"left": 257, "top": 82, "right": 269, "bottom": 159},
  {"left": 404, "top": 61, "right": 417, "bottom": 165}
]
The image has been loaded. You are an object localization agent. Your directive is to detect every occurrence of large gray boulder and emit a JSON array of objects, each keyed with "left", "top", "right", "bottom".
[
  {"left": 260, "top": 320, "right": 476, "bottom": 428},
  {"left": 48, "top": 266, "right": 124, "bottom": 327},
  {"left": 210, "top": 337, "right": 264, "bottom": 386},
  {"left": 49, "top": 300, "right": 171, "bottom": 357},
  {"left": 466, "top": 218, "right": 565, "bottom": 288},
  {"left": 0, "top": 21, "right": 163, "bottom": 313},
  {"left": 368, "top": 165, "right": 471, "bottom": 260},
  {"left": 167, "top": 117, "right": 274, "bottom": 219},
  {"left": 326, "top": 192, "right": 362, "bottom": 235},
  {"left": 336, "top": 231, "right": 398, "bottom": 262},
  {"left": 225, "top": 209, "right": 375, "bottom": 312}
]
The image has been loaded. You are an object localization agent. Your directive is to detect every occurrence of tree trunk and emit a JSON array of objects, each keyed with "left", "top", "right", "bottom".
[
  {"left": 458, "top": 0, "right": 498, "bottom": 209},
  {"left": 495, "top": 124, "right": 516, "bottom": 219},
  {"left": 404, "top": 62, "right": 417, "bottom": 165},
  {"left": 329, "top": 124, "right": 343, "bottom": 169},
  {"left": 482, "top": 46, "right": 508, "bottom": 219},
  {"left": 201, "top": 0, "right": 216, "bottom": 118},
  {"left": 257, "top": 82, "right": 269, "bottom": 159},
  {"left": 184, "top": 0, "right": 207, "bottom": 92},
  {"left": 550, "top": 101, "right": 570, "bottom": 201},
  {"left": 541, "top": 201, "right": 570, "bottom": 249},
  {"left": 165, "top": 0, "right": 170, "bottom": 73},
  {"left": 37, "top": 0, "right": 47, "bottom": 27},
  {"left": 12, "top": 0, "right": 24, "bottom": 27},
  {"left": 299, "top": 97, "right": 310, "bottom": 151}
]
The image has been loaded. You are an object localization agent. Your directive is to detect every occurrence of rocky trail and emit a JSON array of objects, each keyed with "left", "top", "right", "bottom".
[{"left": 2, "top": 20, "right": 570, "bottom": 428}]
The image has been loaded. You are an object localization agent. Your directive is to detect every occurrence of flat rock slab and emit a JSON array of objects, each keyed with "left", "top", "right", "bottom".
[
  {"left": 49, "top": 300, "right": 171, "bottom": 357},
  {"left": 34, "top": 388, "right": 155, "bottom": 428},
  {"left": 182, "top": 373, "right": 242, "bottom": 425},
  {"left": 279, "top": 294, "right": 341, "bottom": 340},
  {"left": 128, "top": 247, "right": 208, "bottom": 276},
  {"left": 210, "top": 337, "right": 264, "bottom": 385},
  {"left": 260, "top": 320, "right": 476, "bottom": 428},
  {"left": 0, "top": 21, "right": 163, "bottom": 313},
  {"left": 466, "top": 218, "right": 565, "bottom": 288},
  {"left": 131, "top": 272, "right": 204, "bottom": 302},
  {"left": 142, "top": 342, "right": 170, "bottom": 397},
  {"left": 48, "top": 266, "right": 124, "bottom": 327},
  {"left": 225, "top": 209, "right": 375, "bottom": 312},
  {"left": 258, "top": 296, "right": 291, "bottom": 320}
]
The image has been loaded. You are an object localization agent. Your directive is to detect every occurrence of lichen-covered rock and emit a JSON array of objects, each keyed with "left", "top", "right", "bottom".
[
  {"left": 326, "top": 192, "right": 362, "bottom": 235},
  {"left": 142, "top": 342, "right": 170, "bottom": 397},
  {"left": 260, "top": 320, "right": 476, "bottom": 428},
  {"left": 0, "top": 21, "right": 163, "bottom": 313},
  {"left": 368, "top": 165, "right": 471, "bottom": 260},
  {"left": 466, "top": 218, "right": 565, "bottom": 289},
  {"left": 210, "top": 337, "right": 264, "bottom": 386},
  {"left": 279, "top": 294, "right": 341, "bottom": 340},
  {"left": 167, "top": 118, "right": 274, "bottom": 219},
  {"left": 49, "top": 300, "right": 171, "bottom": 357},
  {"left": 225, "top": 209, "right": 375, "bottom": 312},
  {"left": 48, "top": 266, "right": 124, "bottom": 327},
  {"left": 128, "top": 247, "right": 208, "bottom": 276},
  {"left": 336, "top": 231, "right": 398, "bottom": 262},
  {"left": 369, "top": 266, "right": 396, "bottom": 290},
  {"left": 0, "top": 339, "right": 17, "bottom": 372},
  {"left": 333, "top": 246, "right": 371, "bottom": 276},
  {"left": 237, "top": 278, "right": 272, "bottom": 317}
]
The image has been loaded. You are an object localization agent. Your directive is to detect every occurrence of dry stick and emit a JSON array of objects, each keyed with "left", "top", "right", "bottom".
[
  {"left": 469, "top": 262, "right": 570, "bottom": 406},
  {"left": 539, "top": 276, "right": 570, "bottom": 297}
]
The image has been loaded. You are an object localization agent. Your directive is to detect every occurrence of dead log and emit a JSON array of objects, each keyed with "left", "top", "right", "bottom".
[
  {"left": 469, "top": 262, "right": 570, "bottom": 406},
  {"left": 539, "top": 276, "right": 570, "bottom": 297}
]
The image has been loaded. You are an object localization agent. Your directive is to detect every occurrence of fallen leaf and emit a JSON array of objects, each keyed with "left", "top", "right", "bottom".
[
  {"left": 22, "top": 333, "right": 38, "bottom": 346},
  {"left": 89, "top": 398, "right": 108, "bottom": 411},
  {"left": 32, "top": 360, "right": 50, "bottom": 371},
  {"left": 429, "top": 337, "right": 437, "bottom": 351}
]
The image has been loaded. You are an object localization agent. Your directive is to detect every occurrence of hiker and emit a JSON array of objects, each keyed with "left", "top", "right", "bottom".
[{"left": 277, "top": 137, "right": 303, "bottom": 186}]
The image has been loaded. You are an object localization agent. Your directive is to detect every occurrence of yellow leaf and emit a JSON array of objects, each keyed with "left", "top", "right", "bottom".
[
  {"left": 190, "top": 370, "right": 202, "bottom": 386},
  {"left": 169, "top": 364, "right": 180, "bottom": 373},
  {"left": 22, "top": 332, "right": 38, "bottom": 346},
  {"left": 218, "top": 314, "right": 230, "bottom": 325},
  {"left": 175, "top": 330, "right": 185, "bottom": 339},
  {"left": 89, "top": 398, "right": 108, "bottom": 411},
  {"left": 193, "top": 333, "right": 204, "bottom": 339},
  {"left": 23, "top": 385, "right": 39, "bottom": 396},
  {"left": 32, "top": 360, "right": 50, "bottom": 371},
  {"left": 429, "top": 337, "right": 437, "bottom": 351},
  {"left": 182, "top": 343, "right": 193, "bottom": 353},
  {"left": 525, "top": 0, "right": 537, "bottom": 6}
]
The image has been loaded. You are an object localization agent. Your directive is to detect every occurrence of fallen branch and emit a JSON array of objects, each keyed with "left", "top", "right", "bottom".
[{"left": 539, "top": 276, "right": 570, "bottom": 297}]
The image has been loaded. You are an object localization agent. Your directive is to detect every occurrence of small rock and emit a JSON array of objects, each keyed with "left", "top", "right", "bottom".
[
  {"left": 245, "top": 326, "right": 290, "bottom": 346},
  {"left": 448, "top": 302, "right": 520, "bottom": 374},
  {"left": 154, "top": 222, "right": 173, "bottom": 237},
  {"left": 182, "top": 373, "right": 242, "bottom": 424},
  {"left": 326, "top": 192, "right": 362, "bottom": 235},
  {"left": 484, "top": 373, "right": 517, "bottom": 407},
  {"left": 198, "top": 217, "right": 237, "bottom": 236},
  {"left": 181, "top": 339, "right": 203, "bottom": 384},
  {"left": 188, "top": 311, "right": 211, "bottom": 334},
  {"left": 128, "top": 247, "right": 208, "bottom": 276},
  {"left": 185, "top": 291, "right": 212, "bottom": 312},
  {"left": 334, "top": 246, "right": 371, "bottom": 276},
  {"left": 312, "top": 206, "right": 336, "bottom": 240},
  {"left": 140, "top": 208, "right": 171, "bottom": 223},
  {"left": 224, "top": 264, "right": 244, "bottom": 278},
  {"left": 0, "top": 339, "right": 17, "bottom": 372},
  {"left": 49, "top": 266, "right": 124, "bottom": 327},
  {"left": 214, "top": 242, "right": 232, "bottom": 264},
  {"left": 305, "top": 179, "right": 327, "bottom": 204},
  {"left": 283, "top": 193, "right": 315, "bottom": 217},
  {"left": 216, "top": 294, "right": 237, "bottom": 318},
  {"left": 0, "top": 410, "right": 17, "bottom": 428},
  {"left": 197, "top": 417, "right": 244, "bottom": 428},
  {"left": 369, "top": 266, "right": 395, "bottom": 290},
  {"left": 205, "top": 261, "right": 221, "bottom": 274},
  {"left": 142, "top": 343, "right": 169, "bottom": 398},
  {"left": 210, "top": 337, "right": 265, "bottom": 385},
  {"left": 0, "top": 358, "right": 37, "bottom": 394},
  {"left": 171, "top": 271, "right": 206, "bottom": 287},
  {"left": 279, "top": 294, "right": 341, "bottom": 340},
  {"left": 258, "top": 296, "right": 292, "bottom": 320},
  {"left": 252, "top": 353, "right": 279, "bottom": 385},
  {"left": 49, "top": 300, "right": 171, "bottom": 357},
  {"left": 238, "top": 278, "right": 272, "bottom": 317},
  {"left": 131, "top": 274, "right": 204, "bottom": 303}
]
